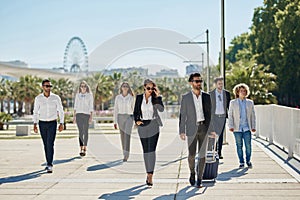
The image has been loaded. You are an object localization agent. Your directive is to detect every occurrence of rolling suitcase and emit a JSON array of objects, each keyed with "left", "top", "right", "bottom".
[{"left": 203, "top": 136, "right": 219, "bottom": 181}]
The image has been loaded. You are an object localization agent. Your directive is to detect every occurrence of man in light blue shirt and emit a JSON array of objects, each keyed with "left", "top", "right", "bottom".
[{"left": 238, "top": 98, "right": 249, "bottom": 132}]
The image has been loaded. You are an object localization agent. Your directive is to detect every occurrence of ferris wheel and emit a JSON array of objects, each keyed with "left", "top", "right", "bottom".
[{"left": 63, "top": 36, "right": 88, "bottom": 73}]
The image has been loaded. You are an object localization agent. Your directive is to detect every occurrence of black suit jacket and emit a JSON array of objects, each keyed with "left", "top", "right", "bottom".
[{"left": 133, "top": 94, "right": 164, "bottom": 125}]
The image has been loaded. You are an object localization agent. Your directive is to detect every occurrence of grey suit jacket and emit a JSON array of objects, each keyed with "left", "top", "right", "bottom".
[
  {"left": 179, "top": 91, "right": 212, "bottom": 136},
  {"left": 209, "top": 89, "right": 230, "bottom": 117},
  {"left": 228, "top": 98, "right": 256, "bottom": 131}
]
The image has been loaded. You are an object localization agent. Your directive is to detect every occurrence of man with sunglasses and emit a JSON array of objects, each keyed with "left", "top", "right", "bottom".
[
  {"left": 179, "top": 73, "right": 215, "bottom": 188},
  {"left": 33, "top": 79, "right": 64, "bottom": 173},
  {"left": 209, "top": 77, "right": 231, "bottom": 159}
]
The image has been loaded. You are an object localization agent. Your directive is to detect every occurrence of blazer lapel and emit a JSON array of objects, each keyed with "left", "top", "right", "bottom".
[
  {"left": 188, "top": 91, "right": 197, "bottom": 121},
  {"left": 212, "top": 89, "right": 216, "bottom": 112},
  {"left": 222, "top": 90, "right": 227, "bottom": 111}
]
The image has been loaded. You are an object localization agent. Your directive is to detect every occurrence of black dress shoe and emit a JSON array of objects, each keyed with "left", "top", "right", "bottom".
[
  {"left": 219, "top": 155, "right": 223, "bottom": 159},
  {"left": 123, "top": 156, "right": 128, "bottom": 162},
  {"left": 189, "top": 173, "right": 195, "bottom": 186},
  {"left": 196, "top": 179, "right": 203, "bottom": 188}
]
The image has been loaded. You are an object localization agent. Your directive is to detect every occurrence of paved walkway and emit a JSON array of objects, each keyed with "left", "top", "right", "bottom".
[{"left": 0, "top": 119, "right": 300, "bottom": 199}]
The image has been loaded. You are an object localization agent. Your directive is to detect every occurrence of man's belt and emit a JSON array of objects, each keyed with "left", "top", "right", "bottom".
[
  {"left": 214, "top": 114, "right": 226, "bottom": 117},
  {"left": 196, "top": 121, "right": 205, "bottom": 125}
]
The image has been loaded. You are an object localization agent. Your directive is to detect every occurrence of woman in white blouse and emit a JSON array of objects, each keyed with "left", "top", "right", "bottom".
[
  {"left": 73, "top": 81, "right": 94, "bottom": 156},
  {"left": 113, "top": 82, "right": 135, "bottom": 162},
  {"left": 133, "top": 79, "right": 164, "bottom": 186}
]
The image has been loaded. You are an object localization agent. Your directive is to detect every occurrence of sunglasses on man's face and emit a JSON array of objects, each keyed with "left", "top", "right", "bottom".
[
  {"left": 146, "top": 87, "right": 155, "bottom": 91},
  {"left": 43, "top": 85, "right": 52, "bottom": 88},
  {"left": 192, "top": 80, "right": 203, "bottom": 83}
]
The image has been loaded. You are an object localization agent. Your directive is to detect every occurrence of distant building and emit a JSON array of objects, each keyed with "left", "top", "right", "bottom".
[
  {"left": 186, "top": 64, "right": 203, "bottom": 75},
  {"left": 155, "top": 69, "right": 179, "bottom": 78},
  {"left": 0, "top": 60, "right": 29, "bottom": 68}
]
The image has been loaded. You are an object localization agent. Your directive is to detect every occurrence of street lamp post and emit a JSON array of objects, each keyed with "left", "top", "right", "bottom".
[
  {"left": 221, "top": 0, "right": 228, "bottom": 145},
  {"left": 206, "top": 29, "right": 210, "bottom": 91},
  {"left": 179, "top": 29, "right": 210, "bottom": 91},
  {"left": 221, "top": 0, "right": 226, "bottom": 87}
]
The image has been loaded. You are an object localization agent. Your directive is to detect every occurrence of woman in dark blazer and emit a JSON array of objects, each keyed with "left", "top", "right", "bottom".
[{"left": 134, "top": 79, "right": 164, "bottom": 186}]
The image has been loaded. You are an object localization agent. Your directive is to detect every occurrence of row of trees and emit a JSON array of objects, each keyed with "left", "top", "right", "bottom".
[
  {"left": 225, "top": 0, "right": 300, "bottom": 107},
  {"left": 0, "top": 76, "right": 74, "bottom": 115},
  {"left": 0, "top": 64, "right": 280, "bottom": 117},
  {"left": 0, "top": 72, "right": 192, "bottom": 116}
]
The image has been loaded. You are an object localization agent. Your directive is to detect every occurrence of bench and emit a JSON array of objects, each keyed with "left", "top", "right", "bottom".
[
  {"left": 5, "top": 120, "right": 33, "bottom": 136},
  {"left": 93, "top": 117, "right": 114, "bottom": 123},
  {"left": 16, "top": 125, "right": 31, "bottom": 136},
  {"left": 7, "top": 120, "right": 33, "bottom": 125}
]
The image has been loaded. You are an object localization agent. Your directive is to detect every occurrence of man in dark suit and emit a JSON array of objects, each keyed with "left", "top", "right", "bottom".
[
  {"left": 179, "top": 73, "right": 215, "bottom": 188},
  {"left": 209, "top": 77, "right": 231, "bottom": 159}
]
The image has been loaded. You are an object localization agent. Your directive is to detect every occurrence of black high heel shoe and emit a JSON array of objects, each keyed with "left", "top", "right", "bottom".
[
  {"left": 146, "top": 175, "right": 153, "bottom": 186},
  {"left": 146, "top": 179, "right": 153, "bottom": 186}
]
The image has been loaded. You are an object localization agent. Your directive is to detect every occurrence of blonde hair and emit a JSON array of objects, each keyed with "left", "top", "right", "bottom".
[{"left": 233, "top": 83, "right": 250, "bottom": 98}]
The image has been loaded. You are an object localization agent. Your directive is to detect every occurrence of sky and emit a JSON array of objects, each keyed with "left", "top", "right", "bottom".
[{"left": 0, "top": 0, "right": 264, "bottom": 75}]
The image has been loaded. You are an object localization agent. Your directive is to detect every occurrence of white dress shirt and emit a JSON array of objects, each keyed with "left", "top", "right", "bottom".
[
  {"left": 215, "top": 89, "right": 225, "bottom": 115},
  {"left": 113, "top": 94, "right": 134, "bottom": 123},
  {"left": 141, "top": 94, "right": 154, "bottom": 120},
  {"left": 33, "top": 92, "right": 64, "bottom": 124},
  {"left": 192, "top": 90, "right": 205, "bottom": 122},
  {"left": 74, "top": 92, "right": 94, "bottom": 115}
]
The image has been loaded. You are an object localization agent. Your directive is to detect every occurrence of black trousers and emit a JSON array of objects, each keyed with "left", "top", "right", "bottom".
[
  {"left": 39, "top": 120, "right": 57, "bottom": 166},
  {"left": 137, "top": 120, "right": 160, "bottom": 174}
]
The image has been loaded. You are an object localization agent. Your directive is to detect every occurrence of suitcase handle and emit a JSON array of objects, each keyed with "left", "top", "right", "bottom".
[{"left": 207, "top": 135, "right": 219, "bottom": 161}]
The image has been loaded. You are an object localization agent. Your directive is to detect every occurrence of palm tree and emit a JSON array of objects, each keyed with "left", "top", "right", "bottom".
[
  {"left": 109, "top": 72, "right": 122, "bottom": 106},
  {"left": 155, "top": 77, "right": 176, "bottom": 105},
  {"left": 122, "top": 71, "right": 144, "bottom": 94},
  {"left": 3, "top": 79, "right": 13, "bottom": 114},
  {"left": 50, "top": 78, "right": 74, "bottom": 109},
  {"left": 172, "top": 77, "right": 190, "bottom": 104},
  {"left": 95, "top": 73, "right": 114, "bottom": 110},
  {"left": 11, "top": 81, "right": 19, "bottom": 114},
  {"left": 16, "top": 75, "right": 42, "bottom": 115},
  {"left": 0, "top": 79, "right": 7, "bottom": 112}
]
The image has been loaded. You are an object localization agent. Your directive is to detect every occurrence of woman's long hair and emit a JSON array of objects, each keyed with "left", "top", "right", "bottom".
[
  {"left": 78, "top": 80, "right": 91, "bottom": 93},
  {"left": 119, "top": 82, "right": 134, "bottom": 96}
]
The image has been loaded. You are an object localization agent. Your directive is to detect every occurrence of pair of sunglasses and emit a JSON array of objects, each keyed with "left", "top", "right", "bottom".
[
  {"left": 192, "top": 80, "right": 203, "bottom": 83},
  {"left": 146, "top": 87, "right": 155, "bottom": 91}
]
